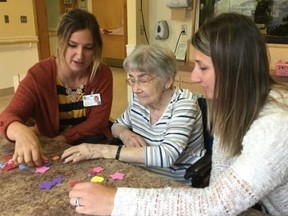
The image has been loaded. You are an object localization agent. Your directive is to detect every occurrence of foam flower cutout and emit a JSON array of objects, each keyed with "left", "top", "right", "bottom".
[
  {"left": 110, "top": 172, "right": 125, "bottom": 180},
  {"left": 70, "top": 180, "right": 80, "bottom": 187},
  {"left": 2, "top": 163, "right": 18, "bottom": 171},
  {"left": 43, "top": 161, "right": 52, "bottom": 167},
  {"left": 7, "top": 159, "right": 14, "bottom": 164},
  {"left": 88, "top": 166, "right": 105, "bottom": 177},
  {"left": 91, "top": 176, "right": 105, "bottom": 183},
  {"left": 51, "top": 155, "right": 60, "bottom": 161},
  {"left": 92, "top": 166, "right": 104, "bottom": 173},
  {"left": 39, "top": 177, "right": 63, "bottom": 190},
  {"left": 19, "top": 164, "right": 29, "bottom": 171},
  {"left": 39, "top": 181, "right": 55, "bottom": 190},
  {"left": 0, "top": 163, "right": 6, "bottom": 169},
  {"left": 3, "top": 155, "right": 12, "bottom": 162},
  {"left": 52, "top": 176, "right": 63, "bottom": 184},
  {"left": 35, "top": 166, "right": 50, "bottom": 174}
]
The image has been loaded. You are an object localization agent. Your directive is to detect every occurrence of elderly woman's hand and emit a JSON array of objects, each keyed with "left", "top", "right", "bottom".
[
  {"left": 119, "top": 130, "right": 147, "bottom": 147},
  {"left": 61, "top": 143, "right": 99, "bottom": 163}
]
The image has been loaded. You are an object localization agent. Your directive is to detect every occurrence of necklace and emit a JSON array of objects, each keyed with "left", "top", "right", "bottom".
[
  {"left": 57, "top": 60, "right": 87, "bottom": 102},
  {"left": 65, "top": 84, "right": 84, "bottom": 102}
]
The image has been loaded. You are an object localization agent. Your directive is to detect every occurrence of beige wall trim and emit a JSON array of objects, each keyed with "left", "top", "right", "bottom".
[
  {"left": 267, "top": 43, "right": 288, "bottom": 49},
  {"left": 0, "top": 36, "right": 38, "bottom": 45},
  {"left": 102, "top": 58, "right": 124, "bottom": 68},
  {"left": 48, "top": 29, "right": 57, "bottom": 35},
  {"left": 0, "top": 87, "right": 14, "bottom": 97}
]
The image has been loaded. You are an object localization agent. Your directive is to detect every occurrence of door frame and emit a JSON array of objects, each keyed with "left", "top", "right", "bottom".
[{"left": 33, "top": 0, "right": 51, "bottom": 60}]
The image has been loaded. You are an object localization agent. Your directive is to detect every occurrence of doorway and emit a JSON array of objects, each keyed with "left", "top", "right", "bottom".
[
  {"left": 34, "top": 0, "right": 128, "bottom": 65},
  {"left": 92, "top": 0, "right": 127, "bottom": 67}
]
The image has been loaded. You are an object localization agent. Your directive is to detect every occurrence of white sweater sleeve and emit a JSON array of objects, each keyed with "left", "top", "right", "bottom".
[
  {"left": 112, "top": 170, "right": 258, "bottom": 216},
  {"left": 112, "top": 108, "right": 288, "bottom": 216}
]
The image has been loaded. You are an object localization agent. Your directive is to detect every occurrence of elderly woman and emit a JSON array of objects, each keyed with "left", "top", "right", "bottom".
[{"left": 62, "top": 44, "right": 205, "bottom": 183}]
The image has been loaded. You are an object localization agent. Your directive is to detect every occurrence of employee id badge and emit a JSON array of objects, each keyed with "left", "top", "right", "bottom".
[{"left": 83, "top": 93, "right": 102, "bottom": 107}]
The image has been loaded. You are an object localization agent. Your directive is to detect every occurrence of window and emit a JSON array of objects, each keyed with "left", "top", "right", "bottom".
[{"left": 198, "top": 0, "right": 288, "bottom": 44}]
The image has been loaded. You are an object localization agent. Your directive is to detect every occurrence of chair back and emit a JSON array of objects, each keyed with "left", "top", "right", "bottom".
[
  {"left": 197, "top": 97, "right": 213, "bottom": 153},
  {"left": 183, "top": 97, "right": 214, "bottom": 187}
]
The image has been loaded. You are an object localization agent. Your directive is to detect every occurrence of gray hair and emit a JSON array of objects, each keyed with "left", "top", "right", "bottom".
[{"left": 123, "top": 44, "right": 177, "bottom": 81}]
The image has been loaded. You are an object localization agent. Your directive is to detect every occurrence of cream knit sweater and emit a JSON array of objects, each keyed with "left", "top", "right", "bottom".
[{"left": 112, "top": 90, "right": 288, "bottom": 216}]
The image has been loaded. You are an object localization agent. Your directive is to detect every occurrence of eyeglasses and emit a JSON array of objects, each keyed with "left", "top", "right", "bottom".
[{"left": 126, "top": 75, "right": 158, "bottom": 88}]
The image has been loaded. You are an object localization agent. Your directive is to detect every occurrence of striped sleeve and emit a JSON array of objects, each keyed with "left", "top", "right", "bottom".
[{"left": 144, "top": 89, "right": 204, "bottom": 167}]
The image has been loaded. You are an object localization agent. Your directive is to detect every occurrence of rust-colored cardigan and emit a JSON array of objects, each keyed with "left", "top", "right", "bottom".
[{"left": 0, "top": 56, "right": 113, "bottom": 143}]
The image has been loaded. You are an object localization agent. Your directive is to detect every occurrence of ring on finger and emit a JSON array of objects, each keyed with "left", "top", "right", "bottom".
[{"left": 73, "top": 197, "right": 81, "bottom": 207}]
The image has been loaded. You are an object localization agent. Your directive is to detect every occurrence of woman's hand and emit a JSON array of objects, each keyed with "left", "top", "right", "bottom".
[
  {"left": 61, "top": 143, "right": 117, "bottom": 163},
  {"left": 61, "top": 144, "right": 96, "bottom": 163},
  {"left": 10, "top": 123, "right": 47, "bottom": 167},
  {"left": 69, "top": 182, "right": 116, "bottom": 215},
  {"left": 119, "top": 130, "right": 147, "bottom": 147}
]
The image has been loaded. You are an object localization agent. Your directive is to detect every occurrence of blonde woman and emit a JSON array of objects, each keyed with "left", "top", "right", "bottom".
[{"left": 0, "top": 9, "right": 113, "bottom": 167}]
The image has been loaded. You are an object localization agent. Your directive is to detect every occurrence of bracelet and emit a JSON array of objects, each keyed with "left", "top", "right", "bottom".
[{"left": 115, "top": 145, "right": 123, "bottom": 160}]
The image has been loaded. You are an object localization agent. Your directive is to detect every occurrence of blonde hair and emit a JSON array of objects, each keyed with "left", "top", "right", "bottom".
[{"left": 57, "top": 9, "right": 102, "bottom": 82}]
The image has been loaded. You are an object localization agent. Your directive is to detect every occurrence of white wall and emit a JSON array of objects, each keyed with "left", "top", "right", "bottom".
[
  {"left": 0, "top": 0, "right": 39, "bottom": 91},
  {"left": 148, "top": 1, "right": 192, "bottom": 52},
  {"left": 0, "top": 39, "right": 39, "bottom": 89},
  {"left": 50, "top": 1, "right": 182, "bottom": 58},
  {"left": 267, "top": 44, "right": 288, "bottom": 69}
]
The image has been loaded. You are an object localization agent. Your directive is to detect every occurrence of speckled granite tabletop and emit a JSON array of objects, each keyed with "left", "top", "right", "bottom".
[
  {"left": 0, "top": 137, "right": 186, "bottom": 216},
  {"left": 0, "top": 137, "right": 270, "bottom": 216}
]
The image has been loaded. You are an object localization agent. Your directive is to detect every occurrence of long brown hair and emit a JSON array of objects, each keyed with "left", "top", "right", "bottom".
[
  {"left": 57, "top": 9, "right": 102, "bottom": 82},
  {"left": 192, "top": 13, "right": 274, "bottom": 156}
]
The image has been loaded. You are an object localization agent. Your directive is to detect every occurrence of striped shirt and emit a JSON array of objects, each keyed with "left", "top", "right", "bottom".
[
  {"left": 56, "top": 77, "right": 86, "bottom": 132},
  {"left": 115, "top": 87, "right": 206, "bottom": 183}
]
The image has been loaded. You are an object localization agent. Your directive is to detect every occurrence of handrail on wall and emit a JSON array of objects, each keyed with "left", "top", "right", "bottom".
[
  {"left": 0, "top": 42, "right": 33, "bottom": 49},
  {"left": 0, "top": 37, "right": 38, "bottom": 49}
]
